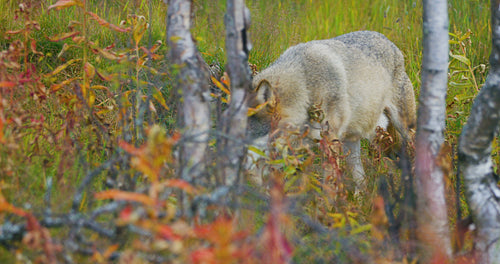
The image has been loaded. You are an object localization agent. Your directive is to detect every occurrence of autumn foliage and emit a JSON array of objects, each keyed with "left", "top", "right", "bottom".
[{"left": 0, "top": 1, "right": 487, "bottom": 263}]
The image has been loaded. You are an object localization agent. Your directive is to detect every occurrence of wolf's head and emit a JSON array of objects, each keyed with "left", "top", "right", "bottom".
[{"left": 247, "top": 78, "right": 277, "bottom": 141}]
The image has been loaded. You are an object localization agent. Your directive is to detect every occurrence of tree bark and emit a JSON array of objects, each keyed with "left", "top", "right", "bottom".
[
  {"left": 458, "top": 1, "right": 500, "bottom": 262},
  {"left": 166, "top": 0, "right": 211, "bottom": 183},
  {"left": 217, "top": 0, "right": 252, "bottom": 186},
  {"left": 414, "top": 0, "right": 452, "bottom": 261}
]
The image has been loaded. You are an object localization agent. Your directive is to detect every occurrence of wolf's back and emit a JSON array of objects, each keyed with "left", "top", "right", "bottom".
[{"left": 334, "top": 31, "right": 416, "bottom": 132}]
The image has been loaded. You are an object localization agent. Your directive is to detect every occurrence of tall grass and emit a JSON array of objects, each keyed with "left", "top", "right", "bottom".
[
  {"left": 193, "top": 1, "right": 489, "bottom": 88},
  {"left": 0, "top": 0, "right": 493, "bottom": 262},
  {"left": 1, "top": 1, "right": 490, "bottom": 89}
]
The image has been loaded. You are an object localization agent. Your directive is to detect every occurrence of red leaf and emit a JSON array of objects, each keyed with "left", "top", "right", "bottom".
[
  {"left": 25, "top": 214, "right": 41, "bottom": 231},
  {"left": 190, "top": 248, "right": 215, "bottom": 264},
  {"left": 157, "top": 225, "right": 181, "bottom": 240},
  {"left": 87, "top": 11, "right": 131, "bottom": 33},
  {"left": 119, "top": 205, "right": 133, "bottom": 220}
]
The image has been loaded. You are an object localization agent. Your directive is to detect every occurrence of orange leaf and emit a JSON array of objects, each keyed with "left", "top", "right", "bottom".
[
  {"left": 103, "top": 244, "right": 119, "bottom": 259},
  {"left": 118, "top": 140, "right": 145, "bottom": 156},
  {"left": 0, "top": 200, "right": 27, "bottom": 217},
  {"left": 95, "top": 190, "right": 155, "bottom": 206},
  {"left": 163, "top": 179, "right": 196, "bottom": 194},
  {"left": 0, "top": 81, "right": 16, "bottom": 88},
  {"left": 48, "top": 0, "right": 83, "bottom": 10}
]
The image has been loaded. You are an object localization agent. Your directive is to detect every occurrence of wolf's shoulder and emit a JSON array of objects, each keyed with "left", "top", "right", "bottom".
[{"left": 333, "top": 31, "right": 389, "bottom": 44}]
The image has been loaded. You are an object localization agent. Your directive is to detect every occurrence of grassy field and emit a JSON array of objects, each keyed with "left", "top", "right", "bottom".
[{"left": 0, "top": 0, "right": 493, "bottom": 262}]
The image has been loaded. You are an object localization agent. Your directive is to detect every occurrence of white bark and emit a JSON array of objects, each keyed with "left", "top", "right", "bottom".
[
  {"left": 217, "top": 0, "right": 252, "bottom": 185},
  {"left": 415, "top": 0, "right": 452, "bottom": 260},
  {"left": 458, "top": 3, "right": 500, "bottom": 262},
  {"left": 166, "top": 0, "right": 211, "bottom": 182}
]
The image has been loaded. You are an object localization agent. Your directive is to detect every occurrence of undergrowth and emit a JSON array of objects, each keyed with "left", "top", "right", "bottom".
[{"left": 0, "top": 0, "right": 492, "bottom": 263}]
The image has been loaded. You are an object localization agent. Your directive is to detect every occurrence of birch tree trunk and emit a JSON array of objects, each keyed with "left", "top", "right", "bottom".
[
  {"left": 166, "top": 0, "right": 210, "bottom": 183},
  {"left": 458, "top": 1, "right": 500, "bottom": 262},
  {"left": 414, "top": 0, "right": 452, "bottom": 260},
  {"left": 217, "top": 0, "right": 252, "bottom": 186}
]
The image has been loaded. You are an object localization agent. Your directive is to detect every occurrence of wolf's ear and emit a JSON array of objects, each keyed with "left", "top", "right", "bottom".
[{"left": 255, "top": 79, "right": 274, "bottom": 105}]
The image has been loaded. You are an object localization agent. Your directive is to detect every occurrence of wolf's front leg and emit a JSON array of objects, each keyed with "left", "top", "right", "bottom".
[{"left": 343, "top": 139, "right": 365, "bottom": 190}]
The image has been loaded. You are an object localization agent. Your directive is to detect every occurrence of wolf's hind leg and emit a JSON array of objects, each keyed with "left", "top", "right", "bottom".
[
  {"left": 385, "top": 106, "right": 411, "bottom": 144},
  {"left": 343, "top": 139, "right": 365, "bottom": 189}
]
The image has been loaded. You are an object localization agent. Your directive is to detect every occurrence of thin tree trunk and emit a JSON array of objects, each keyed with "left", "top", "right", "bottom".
[
  {"left": 166, "top": 0, "right": 211, "bottom": 183},
  {"left": 217, "top": 0, "right": 252, "bottom": 186},
  {"left": 458, "top": 1, "right": 500, "bottom": 262},
  {"left": 414, "top": 0, "right": 452, "bottom": 261}
]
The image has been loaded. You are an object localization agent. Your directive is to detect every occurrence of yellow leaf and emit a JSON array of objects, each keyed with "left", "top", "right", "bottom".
[
  {"left": 88, "top": 89, "right": 96, "bottom": 107},
  {"left": 351, "top": 224, "right": 372, "bottom": 235},
  {"left": 84, "top": 62, "right": 95, "bottom": 80},
  {"left": 247, "top": 145, "right": 267, "bottom": 157},
  {"left": 50, "top": 77, "right": 80, "bottom": 92},
  {"left": 152, "top": 86, "right": 169, "bottom": 110},
  {"left": 133, "top": 16, "right": 148, "bottom": 46},
  {"left": 248, "top": 101, "right": 268, "bottom": 116},
  {"left": 44, "top": 59, "right": 81, "bottom": 78},
  {"left": 48, "top": 0, "right": 83, "bottom": 10},
  {"left": 90, "top": 85, "right": 109, "bottom": 91},
  {"left": 211, "top": 76, "right": 230, "bottom": 95},
  {"left": 169, "top": 36, "right": 182, "bottom": 43},
  {"left": 95, "top": 47, "right": 123, "bottom": 61}
]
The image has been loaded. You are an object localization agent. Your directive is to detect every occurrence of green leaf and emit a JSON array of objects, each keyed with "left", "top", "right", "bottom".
[
  {"left": 284, "top": 175, "right": 299, "bottom": 191},
  {"left": 284, "top": 166, "right": 296, "bottom": 176},
  {"left": 449, "top": 53, "right": 471, "bottom": 66},
  {"left": 351, "top": 224, "right": 372, "bottom": 235}
]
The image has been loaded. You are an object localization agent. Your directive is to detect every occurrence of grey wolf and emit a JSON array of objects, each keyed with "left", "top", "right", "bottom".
[{"left": 247, "top": 31, "right": 416, "bottom": 187}]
